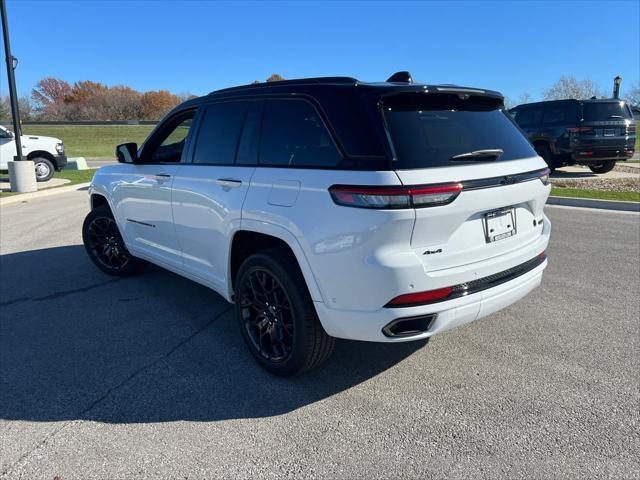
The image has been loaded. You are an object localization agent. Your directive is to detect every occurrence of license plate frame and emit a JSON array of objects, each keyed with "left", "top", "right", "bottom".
[
  {"left": 483, "top": 207, "right": 517, "bottom": 243},
  {"left": 604, "top": 128, "right": 616, "bottom": 137}
]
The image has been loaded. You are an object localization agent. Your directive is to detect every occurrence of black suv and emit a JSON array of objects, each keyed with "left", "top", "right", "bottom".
[{"left": 510, "top": 99, "right": 636, "bottom": 173}]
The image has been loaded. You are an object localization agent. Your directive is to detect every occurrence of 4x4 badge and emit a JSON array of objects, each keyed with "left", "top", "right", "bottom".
[{"left": 423, "top": 248, "right": 443, "bottom": 255}]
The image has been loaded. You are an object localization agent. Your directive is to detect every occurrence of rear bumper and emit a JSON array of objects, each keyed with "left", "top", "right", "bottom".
[
  {"left": 314, "top": 215, "right": 551, "bottom": 342},
  {"left": 314, "top": 258, "right": 547, "bottom": 342},
  {"left": 571, "top": 145, "right": 634, "bottom": 162}
]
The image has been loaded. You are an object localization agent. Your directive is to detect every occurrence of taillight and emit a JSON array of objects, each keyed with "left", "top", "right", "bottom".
[
  {"left": 385, "top": 287, "right": 453, "bottom": 308},
  {"left": 627, "top": 124, "right": 637, "bottom": 134},
  {"left": 537, "top": 168, "right": 551, "bottom": 186},
  {"left": 566, "top": 126, "right": 594, "bottom": 133},
  {"left": 329, "top": 183, "right": 462, "bottom": 209}
]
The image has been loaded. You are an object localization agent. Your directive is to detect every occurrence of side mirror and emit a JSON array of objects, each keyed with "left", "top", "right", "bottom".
[
  {"left": 6, "top": 130, "right": 14, "bottom": 138},
  {"left": 116, "top": 142, "right": 138, "bottom": 164}
]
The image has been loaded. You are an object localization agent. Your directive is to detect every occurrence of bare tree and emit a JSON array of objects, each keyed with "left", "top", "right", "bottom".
[
  {"left": 623, "top": 82, "right": 640, "bottom": 107},
  {"left": 544, "top": 76, "right": 603, "bottom": 100},
  {"left": 518, "top": 93, "right": 533, "bottom": 104},
  {"left": 1, "top": 95, "right": 34, "bottom": 121}
]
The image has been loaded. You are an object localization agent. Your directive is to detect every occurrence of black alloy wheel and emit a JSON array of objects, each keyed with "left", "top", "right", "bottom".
[
  {"left": 238, "top": 267, "right": 295, "bottom": 363},
  {"left": 82, "top": 205, "right": 146, "bottom": 276},
  {"left": 86, "top": 215, "right": 130, "bottom": 271},
  {"left": 234, "top": 250, "right": 335, "bottom": 376}
]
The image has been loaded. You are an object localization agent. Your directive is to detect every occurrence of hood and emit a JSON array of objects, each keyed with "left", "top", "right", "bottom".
[{"left": 21, "top": 134, "right": 63, "bottom": 144}]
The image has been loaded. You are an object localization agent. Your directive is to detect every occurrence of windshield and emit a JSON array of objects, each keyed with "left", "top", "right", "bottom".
[
  {"left": 384, "top": 93, "right": 536, "bottom": 169},
  {"left": 582, "top": 101, "right": 632, "bottom": 121}
]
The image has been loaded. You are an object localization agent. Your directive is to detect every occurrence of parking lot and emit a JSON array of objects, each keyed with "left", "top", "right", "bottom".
[{"left": 0, "top": 190, "right": 638, "bottom": 479}]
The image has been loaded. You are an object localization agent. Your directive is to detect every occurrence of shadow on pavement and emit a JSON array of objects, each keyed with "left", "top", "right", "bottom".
[{"left": 0, "top": 245, "right": 426, "bottom": 424}]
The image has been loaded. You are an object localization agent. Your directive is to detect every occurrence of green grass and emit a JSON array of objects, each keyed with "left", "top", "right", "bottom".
[
  {"left": 551, "top": 187, "right": 640, "bottom": 202},
  {"left": 0, "top": 168, "right": 96, "bottom": 198},
  {"left": 19, "top": 125, "right": 155, "bottom": 158},
  {"left": 54, "top": 168, "right": 97, "bottom": 185}
]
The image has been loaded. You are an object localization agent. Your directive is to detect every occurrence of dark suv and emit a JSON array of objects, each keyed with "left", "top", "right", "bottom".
[{"left": 510, "top": 99, "right": 636, "bottom": 173}]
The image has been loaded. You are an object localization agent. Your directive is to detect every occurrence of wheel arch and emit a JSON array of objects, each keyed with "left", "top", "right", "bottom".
[
  {"left": 531, "top": 138, "right": 557, "bottom": 155},
  {"left": 27, "top": 150, "right": 58, "bottom": 169},
  {"left": 90, "top": 193, "right": 110, "bottom": 211},
  {"left": 228, "top": 222, "right": 324, "bottom": 303}
]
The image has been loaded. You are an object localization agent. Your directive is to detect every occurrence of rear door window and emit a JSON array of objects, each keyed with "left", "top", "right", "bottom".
[
  {"left": 582, "top": 101, "right": 632, "bottom": 121},
  {"left": 514, "top": 107, "right": 543, "bottom": 126},
  {"left": 385, "top": 93, "right": 536, "bottom": 169},
  {"left": 542, "top": 102, "right": 577, "bottom": 124},
  {"left": 259, "top": 98, "right": 342, "bottom": 168},
  {"left": 193, "top": 102, "right": 249, "bottom": 165}
]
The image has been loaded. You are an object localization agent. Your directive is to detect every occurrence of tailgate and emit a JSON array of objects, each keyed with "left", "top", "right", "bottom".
[{"left": 395, "top": 159, "right": 550, "bottom": 271}]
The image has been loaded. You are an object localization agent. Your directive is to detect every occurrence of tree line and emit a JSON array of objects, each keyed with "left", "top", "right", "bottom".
[
  {"left": 1, "top": 74, "right": 638, "bottom": 122},
  {"left": 0, "top": 73, "right": 287, "bottom": 122}
]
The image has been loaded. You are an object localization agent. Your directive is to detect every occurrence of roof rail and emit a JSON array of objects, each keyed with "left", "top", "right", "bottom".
[{"left": 209, "top": 76, "right": 358, "bottom": 95}]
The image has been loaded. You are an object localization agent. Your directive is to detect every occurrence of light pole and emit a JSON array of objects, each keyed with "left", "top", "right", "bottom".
[
  {"left": 613, "top": 76, "right": 622, "bottom": 100},
  {"left": 1, "top": 0, "right": 36, "bottom": 192}
]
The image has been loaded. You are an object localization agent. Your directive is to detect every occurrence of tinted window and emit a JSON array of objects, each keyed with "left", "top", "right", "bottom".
[
  {"left": 542, "top": 102, "right": 578, "bottom": 124},
  {"left": 147, "top": 115, "right": 194, "bottom": 164},
  {"left": 385, "top": 94, "right": 536, "bottom": 169},
  {"left": 582, "top": 101, "right": 632, "bottom": 121},
  {"left": 514, "top": 107, "right": 543, "bottom": 126},
  {"left": 236, "top": 101, "right": 263, "bottom": 165},
  {"left": 193, "top": 102, "right": 249, "bottom": 165},
  {"left": 260, "top": 99, "right": 342, "bottom": 167}
]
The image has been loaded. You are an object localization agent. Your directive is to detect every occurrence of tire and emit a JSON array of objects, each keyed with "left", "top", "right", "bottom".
[
  {"left": 82, "top": 205, "right": 147, "bottom": 276},
  {"left": 534, "top": 144, "right": 557, "bottom": 173},
  {"left": 32, "top": 157, "right": 55, "bottom": 182},
  {"left": 589, "top": 161, "right": 616, "bottom": 174},
  {"left": 234, "top": 248, "right": 335, "bottom": 376}
]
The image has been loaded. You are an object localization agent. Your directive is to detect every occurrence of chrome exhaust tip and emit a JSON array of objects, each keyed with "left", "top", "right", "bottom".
[{"left": 382, "top": 314, "right": 437, "bottom": 338}]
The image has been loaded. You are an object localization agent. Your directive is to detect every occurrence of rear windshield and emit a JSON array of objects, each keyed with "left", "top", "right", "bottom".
[
  {"left": 582, "top": 101, "right": 632, "bottom": 121},
  {"left": 384, "top": 94, "right": 536, "bottom": 169}
]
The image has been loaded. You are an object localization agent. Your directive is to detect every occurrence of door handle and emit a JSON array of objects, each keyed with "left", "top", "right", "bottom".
[
  {"left": 155, "top": 173, "right": 171, "bottom": 178},
  {"left": 216, "top": 178, "right": 242, "bottom": 189}
]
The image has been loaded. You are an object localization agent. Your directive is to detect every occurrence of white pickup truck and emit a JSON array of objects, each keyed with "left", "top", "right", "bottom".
[{"left": 0, "top": 125, "right": 67, "bottom": 181}]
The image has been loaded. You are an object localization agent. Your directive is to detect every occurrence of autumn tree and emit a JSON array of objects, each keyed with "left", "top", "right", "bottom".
[
  {"left": 266, "top": 74, "right": 285, "bottom": 82},
  {"left": 31, "top": 77, "right": 71, "bottom": 118},
  {"left": 140, "top": 90, "right": 181, "bottom": 120}
]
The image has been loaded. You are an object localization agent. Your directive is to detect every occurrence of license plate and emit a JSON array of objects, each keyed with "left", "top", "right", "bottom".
[
  {"left": 484, "top": 208, "right": 516, "bottom": 243},
  {"left": 604, "top": 129, "right": 615, "bottom": 137}
]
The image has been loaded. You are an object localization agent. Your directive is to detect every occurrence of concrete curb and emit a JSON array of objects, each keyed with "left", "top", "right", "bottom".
[
  {"left": 0, "top": 182, "right": 90, "bottom": 207},
  {"left": 548, "top": 195, "right": 640, "bottom": 212}
]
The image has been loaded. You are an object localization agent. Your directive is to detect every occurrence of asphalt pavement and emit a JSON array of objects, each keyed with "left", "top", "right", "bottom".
[{"left": 0, "top": 190, "right": 638, "bottom": 479}]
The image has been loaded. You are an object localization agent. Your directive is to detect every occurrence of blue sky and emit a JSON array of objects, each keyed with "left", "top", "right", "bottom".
[{"left": 1, "top": 0, "right": 639, "bottom": 102}]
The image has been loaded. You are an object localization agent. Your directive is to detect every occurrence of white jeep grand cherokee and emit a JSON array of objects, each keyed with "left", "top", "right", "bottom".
[
  {"left": 0, "top": 125, "right": 67, "bottom": 181},
  {"left": 83, "top": 73, "right": 551, "bottom": 376}
]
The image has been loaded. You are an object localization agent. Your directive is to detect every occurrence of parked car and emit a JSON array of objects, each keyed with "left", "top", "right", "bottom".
[
  {"left": 510, "top": 99, "right": 636, "bottom": 173},
  {"left": 0, "top": 125, "right": 67, "bottom": 181},
  {"left": 83, "top": 73, "right": 551, "bottom": 376}
]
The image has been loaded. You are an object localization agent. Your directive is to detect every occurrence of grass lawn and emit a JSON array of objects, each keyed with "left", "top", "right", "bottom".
[
  {"left": 0, "top": 168, "right": 96, "bottom": 198},
  {"left": 54, "top": 168, "right": 97, "bottom": 185},
  {"left": 551, "top": 187, "right": 640, "bottom": 202},
  {"left": 19, "top": 125, "right": 155, "bottom": 158}
]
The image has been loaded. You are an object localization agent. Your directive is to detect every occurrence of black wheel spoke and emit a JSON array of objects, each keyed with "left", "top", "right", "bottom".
[
  {"left": 239, "top": 267, "right": 295, "bottom": 363},
  {"left": 87, "top": 216, "right": 130, "bottom": 271}
]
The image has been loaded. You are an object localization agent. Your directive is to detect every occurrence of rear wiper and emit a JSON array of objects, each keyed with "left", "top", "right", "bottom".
[
  {"left": 450, "top": 149, "right": 504, "bottom": 161},
  {"left": 607, "top": 115, "right": 624, "bottom": 119}
]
